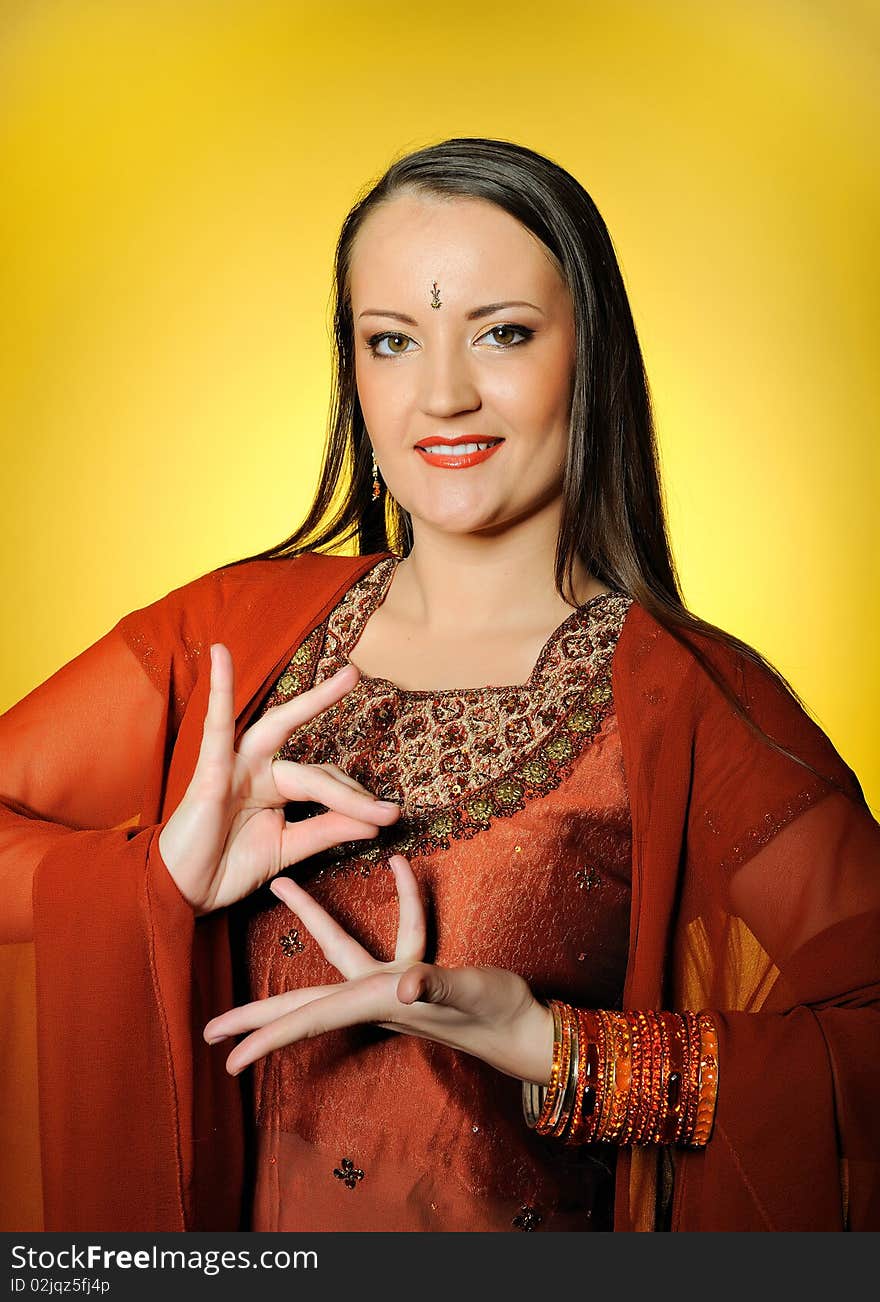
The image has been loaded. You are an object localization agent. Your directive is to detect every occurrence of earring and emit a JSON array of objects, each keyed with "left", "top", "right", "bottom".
[{"left": 371, "top": 449, "right": 381, "bottom": 501}]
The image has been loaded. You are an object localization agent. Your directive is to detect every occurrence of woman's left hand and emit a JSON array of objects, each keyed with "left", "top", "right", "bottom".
[{"left": 203, "top": 853, "right": 554, "bottom": 1085}]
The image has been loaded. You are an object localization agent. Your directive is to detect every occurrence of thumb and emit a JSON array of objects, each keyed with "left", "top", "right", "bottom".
[{"left": 396, "top": 962, "right": 451, "bottom": 1007}]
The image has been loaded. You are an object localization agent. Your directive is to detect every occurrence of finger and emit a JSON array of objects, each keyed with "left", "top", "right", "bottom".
[
  {"left": 389, "top": 855, "right": 427, "bottom": 964},
  {"left": 269, "top": 875, "right": 375, "bottom": 978},
  {"left": 239, "top": 663, "right": 362, "bottom": 759},
  {"left": 225, "top": 971, "right": 399, "bottom": 1074},
  {"left": 192, "top": 644, "right": 235, "bottom": 791},
  {"left": 395, "top": 962, "right": 486, "bottom": 1011},
  {"left": 279, "top": 808, "right": 389, "bottom": 864},
  {"left": 320, "top": 762, "right": 374, "bottom": 795},
  {"left": 272, "top": 759, "right": 399, "bottom": 826},
  {"left": 204, "top": 983, "right": 340, "bottom": 1042}
]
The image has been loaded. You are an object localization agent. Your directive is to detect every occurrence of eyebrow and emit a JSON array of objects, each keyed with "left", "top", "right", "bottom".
[{"left": 357, "top": 300, "right": 545, "bottom": 324}]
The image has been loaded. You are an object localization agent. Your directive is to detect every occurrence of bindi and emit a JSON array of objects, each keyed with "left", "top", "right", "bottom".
[{"left": 430, "top": 280, "right": 442, "bottom": 309}]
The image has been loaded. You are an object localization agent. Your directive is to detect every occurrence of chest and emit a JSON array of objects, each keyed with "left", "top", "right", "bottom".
[{"left": 347, "top": 604, "right": 559, "bottom": 692}]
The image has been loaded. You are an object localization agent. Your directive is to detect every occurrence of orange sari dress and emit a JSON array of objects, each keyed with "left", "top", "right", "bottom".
[
  {"left": 2, "top": 550, "right": 878, "bottom": 1231},
  {"left": 243, "top": 558, "right": 634, "bottom": 1231}
]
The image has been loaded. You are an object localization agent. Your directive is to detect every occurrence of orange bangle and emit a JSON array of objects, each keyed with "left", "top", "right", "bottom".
[
  {"left": 524, "top": 1007, "right": 718, "bottom": 1150},
  {"left": 551, "top": 1002, "right": 580, "bottom": 1138},
  {"left": 530, "top": 1000, "right": 564, "bottom": 1132},
  {"left": 690, "top": 1012, "right": 719, "bottom": 1148}
]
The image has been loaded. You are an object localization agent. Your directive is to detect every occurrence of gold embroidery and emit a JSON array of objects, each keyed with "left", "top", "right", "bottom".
[
  {"left": 258, "top": 559, "right": 633, "bottom": 878},
  {"left": 719, "top": 782, "right": 831, "bottom": 871}
]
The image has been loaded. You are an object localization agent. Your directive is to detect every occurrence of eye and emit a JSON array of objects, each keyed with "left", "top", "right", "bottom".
[
  {"left": 366, "top": 332, "right": 414, "bottom": 358},
  {"left": 481, "top": 323, "right": 534, "bottom": 348},
  {"left": 364, "top": 322, "right": 534, "bottom": 360}
]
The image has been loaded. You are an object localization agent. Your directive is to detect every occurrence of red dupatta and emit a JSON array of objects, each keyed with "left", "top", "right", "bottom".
[{"left": 1, "top": 550, "right": 877, "bottom": 1231}]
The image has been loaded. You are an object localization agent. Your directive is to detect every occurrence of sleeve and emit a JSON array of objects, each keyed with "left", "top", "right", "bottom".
[
  {"left": 0, "top": 569, "right": 225, "bottom": 1231},
  {"left": 670, "top": 650, "right": 880, "bottom": 1231},
  {"left": 0, "top": 576, "right": 213, "bottom": 943},
  {"left": 2, "top": 628, "right": 171, "bottom": 944}
]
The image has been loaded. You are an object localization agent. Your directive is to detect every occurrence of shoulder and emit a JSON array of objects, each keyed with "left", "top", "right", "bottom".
[
  {"left": 123, "top": 550, "right": 392, "bottom": 617},
  {"left": 113, "top": 550, "right": 394, "bottom": 649},
  {"left": 617, "top": 598, "right": 791, "bottom": 711},
  {"left": 617, "top": 599, "right": 863, "bottom": 806},
  {"left": 210, "top": 550, "right": 394, "bottom": 625},
  {"left": 614, "top": 599, "right": 723, "bottom": 708},
  {"left": 211, "top": 550, "right": 389, "bottom": 600}
]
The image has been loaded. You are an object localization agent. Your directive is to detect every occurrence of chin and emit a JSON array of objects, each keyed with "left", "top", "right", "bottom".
[
  {"left": 409, "top": 502, "right": 508, "bottom": 537},
  {"left": 405, "top": 481, "right": 506, "bottom": 522}
]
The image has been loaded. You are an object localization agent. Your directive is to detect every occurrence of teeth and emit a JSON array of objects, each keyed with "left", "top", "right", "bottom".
[{"left": 420, "top": 441, "right": 498, "bottom": 455}]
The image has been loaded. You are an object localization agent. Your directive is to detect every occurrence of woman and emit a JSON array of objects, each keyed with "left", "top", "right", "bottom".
[{"left": 2, "top": 137, "right": 878, "bottom": 1233}]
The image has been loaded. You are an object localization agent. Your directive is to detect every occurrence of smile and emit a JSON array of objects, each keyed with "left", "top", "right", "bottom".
[{"left": 414, "top": 439, "right": 504, "bottom": 469}]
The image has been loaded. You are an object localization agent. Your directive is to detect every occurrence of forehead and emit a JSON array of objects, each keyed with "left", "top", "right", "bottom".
[{"left": 349, "top": 193, "right": 565, "bottom": 306}]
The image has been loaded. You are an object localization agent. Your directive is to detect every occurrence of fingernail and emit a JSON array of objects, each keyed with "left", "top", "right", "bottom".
[
  {"left": 375, "top": 801, "right": 398, "bottom": 811},
  {"left": 205, "top": 1033, "right": 228, "bottom": 1044}
]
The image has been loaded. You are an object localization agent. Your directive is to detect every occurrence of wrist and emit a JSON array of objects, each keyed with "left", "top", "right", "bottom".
[{"left": 517, "top": 998, "right": 555, "bottom": 1086}]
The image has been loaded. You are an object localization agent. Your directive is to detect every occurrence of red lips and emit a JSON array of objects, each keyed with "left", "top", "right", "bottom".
[{"left": 414, "top": 439, "right": 504, "bottom": 470}]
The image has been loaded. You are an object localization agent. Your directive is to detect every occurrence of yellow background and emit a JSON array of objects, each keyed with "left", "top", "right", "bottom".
[
  {"left": 2, "top": 0, "right": 877, "bottom": 797},
  {"left": 0, "top": 0, "right": 878, "bottom": 1229}
]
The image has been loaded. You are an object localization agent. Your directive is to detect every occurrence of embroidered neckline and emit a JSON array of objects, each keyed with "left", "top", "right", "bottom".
[
  {"left": 346, "top": 557, "right": 625, "bottom": 699},
  {"left": 261, "top": 560, "right": 634, "bottom": 879}
]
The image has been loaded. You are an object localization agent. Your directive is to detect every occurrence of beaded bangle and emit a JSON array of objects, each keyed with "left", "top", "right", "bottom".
[
  {"left": 691, "top": 1012, "right": 719, "bottom": 1147},
  {"left": 521, "top": 1002, "right": 719, "bottom": 1150},
  {"left": 599, "top": 1012, "right": 630, "bottom": 1143},
  {"left": 569, "top": 1009, "right": 601, "bottom": 1145},
  {"left": 522, "top": 1000, "right": 561, "bottom": 1131},
  {"left": 565, "top": 1006, "right": 590, "bottom": 1146},
  {"left": 681, "top": 1011, "right": 702, "bottom": 1144},
  {"left": 647, "top": 1012, "right": 666, "bottom": 1144},
  {"left": 584, "top": 1003, "right": 610, "bottom": 1143},
  {"left": 536, "top": 999, "right": 565, "bottom": 1131},
  {"left": 633, "top": 1011, "right": 655, "bottom": 1145},
  {"left": 660, "top": 1012, "right": 687, "bottom": 1144},
  {"left": 617, "top": 1007, "right": 642, "bottom": 1147},
  {"left": 551, "top": 1002, "right": 580, "bottom": 1138}
]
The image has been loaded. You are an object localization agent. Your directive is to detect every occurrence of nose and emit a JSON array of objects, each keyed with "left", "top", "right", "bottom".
[{"left": 416, "top": 341, "right": 482, "bottom": 418}]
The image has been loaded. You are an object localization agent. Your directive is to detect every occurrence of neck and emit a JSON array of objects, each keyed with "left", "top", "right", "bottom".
[{"left": 387, "top": 505, "right": 604, "bottom": 635}]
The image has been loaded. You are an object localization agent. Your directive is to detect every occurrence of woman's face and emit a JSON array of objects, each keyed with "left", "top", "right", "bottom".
[{"left": 350, "top": 193, "right": 577, "bottom": 539}]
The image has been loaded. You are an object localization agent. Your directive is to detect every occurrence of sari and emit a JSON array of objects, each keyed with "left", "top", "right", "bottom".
[{"left": 1, "top": 549, "right": 878, "bottom": 1230}]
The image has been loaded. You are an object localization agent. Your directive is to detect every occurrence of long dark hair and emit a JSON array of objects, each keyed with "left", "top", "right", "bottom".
[{"left": 222, "top": 136, "right": 859, "bottom": 804}]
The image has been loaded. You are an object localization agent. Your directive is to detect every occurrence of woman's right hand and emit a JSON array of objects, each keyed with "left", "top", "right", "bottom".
[{"left": 157, "top": 643, "right": 399, "bottom": 916}]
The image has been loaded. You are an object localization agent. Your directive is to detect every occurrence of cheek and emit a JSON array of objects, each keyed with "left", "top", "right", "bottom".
[
  {"left": 355, "top": 358, "right": 409, "bottom": 433},
  {"left": 499, "top": 364, "right": 573, "bottom": 452},
  {"left": 498, "top": 333, "right": 575, "bottom": 419},
  {"left": 536, "top": 342, "right": 577, "bottom": 419}
]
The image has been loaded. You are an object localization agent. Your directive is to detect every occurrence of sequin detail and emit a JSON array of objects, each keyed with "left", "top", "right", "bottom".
[
  {"left": 513, "top": 1205, "right": 542, "bottom": 1231},
  {"left": 575, "top": 865, "right": 600, "bottom": 891},
  {"left": 260, "top": 558, "right": 633, "bottom": 879},
  {"left": 279, "top": 927, "right": 305, "bottom": 956},
  {"left": 718, "top": 782, "right": 830, "bottom": 871},
  {"left": 333, "top": 1158, "right": 364, "bottom": 1189},
  {"left": 120, "top": 627, "right": 205, "bottom": 717}
]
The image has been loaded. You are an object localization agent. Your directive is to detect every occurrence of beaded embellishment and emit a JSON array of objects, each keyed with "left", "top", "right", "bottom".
[
  {"left": 513, "top": 1205, "right": 543, "bottom": 1231},
  {"left": 259, "top": 559, "right": 633, "bottom": 879},
  {"left": 333, "top": 1157, "right": 365, "bottom": 1189}
]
